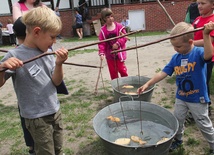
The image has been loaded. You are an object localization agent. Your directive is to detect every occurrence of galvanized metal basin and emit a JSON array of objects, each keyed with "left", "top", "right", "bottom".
[
  {"left": 111, "top": 76, "right": 155, "bottom": 102},
  {"left": 93, "top": 101, "right": 178, "bottom": 155}
]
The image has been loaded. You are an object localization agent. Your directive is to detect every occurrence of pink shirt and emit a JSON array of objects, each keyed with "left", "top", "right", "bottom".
[
  {"left": 6, "top": 23, "right": 14, "bottom": 34},
  {"left": 98, "top": 22, "right": 127, "bottom": 62},
  {"left": 193, "top": 14, "right": 214, "bottom": 61},
  {"left": 13, "top": 2, "right": 29, "bottom": 21}
]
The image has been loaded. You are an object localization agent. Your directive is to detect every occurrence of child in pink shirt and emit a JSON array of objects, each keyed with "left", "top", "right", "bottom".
[
  {"left": 98, "top": 8, "right": 128, "bottom": 80},
  {"left": 6, "top": 19, "right": 16, "bottom": 46}
]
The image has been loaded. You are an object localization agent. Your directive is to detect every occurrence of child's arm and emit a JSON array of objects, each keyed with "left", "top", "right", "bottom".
[
  {"left": 98, "top": 31, "right": 106, "bottom": 60},
  {"left": 113, "top": 28, "right": 127, "bottom": 50},
  {"left": 0, "top": 57, "right": 23, "bottom": 87},
  {"left": 12, "top": 3, "right": 22, "bottom": 22},
  {"left": 137, "top": 71, "right": 167, "bottom": 94},
  {"left": 193, "top": 39, "right": 204, "bottom": 47},
  {"left": 203, "top": 22, "right": 214, "bottom": 60},
  {"left": 52, "top": 47, "right": 68, "bottom": 86}
]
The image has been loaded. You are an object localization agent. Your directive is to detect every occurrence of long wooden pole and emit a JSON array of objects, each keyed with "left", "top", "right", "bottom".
[
  {"left": 157, "top": 0, "right": 175, "bottom": 26},
  {"left": 0, "top": 52, "right": 102, "bottom": 72},
  {"left": 111, "top": 26, "right": 204, "bottom": 54},
  {"left": 94, "top": 59, "right": 103, "bottom": 94},
  {"left": 66, "top": 30, "right": 142, "bottom": 51},
  {"left": 0, "top": 29, "right": 141, "bottom": 71},
  {"left": 0, "top": 30, "right": 141, "bottom": 54}
]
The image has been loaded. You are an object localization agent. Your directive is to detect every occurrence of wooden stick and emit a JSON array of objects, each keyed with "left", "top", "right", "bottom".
[
  {"left": 157, "top": 0, "right": 175, "bottom": 26},
  {"left": 94, "top": 59, "right": 103, "bottom": 94},
  {"left": 0, "top": 49, "right": 8, "bottom": 53},
  {"left": 0, "top": 30, "right": 141, "bottom": 54},
  {"left": 63, "top": 62, "right": 102, "bottom": 68},
  {"left": 0, "top": 52, "right": 102, "bottom": 72},
  {"left": 111, "top": 27, "right": 204, "bottom": 54},
  {"left": 66, "top": 30, "right": 142, "bottom": 51},
  {"left": 0, "top": 29, "right": 142, "bottom": 71}
]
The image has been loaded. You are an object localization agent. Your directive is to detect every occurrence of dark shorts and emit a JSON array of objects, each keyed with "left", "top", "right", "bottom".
[{"left": 76, "top": 23, "right": 83, "bottom": 29}]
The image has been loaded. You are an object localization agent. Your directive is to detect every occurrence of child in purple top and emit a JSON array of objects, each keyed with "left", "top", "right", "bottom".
[{"left": 98, "top": 8, "right": 128, "bottom": 80}]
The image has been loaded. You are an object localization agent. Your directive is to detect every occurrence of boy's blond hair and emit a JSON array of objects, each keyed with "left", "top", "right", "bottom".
[
  {"left": 22, "top": 6, "right": 62, "bottom": 34},
  {"left": 101, "top": 8, "right": 113, "bottom": 22},
  {"left": 170, "top": 22, "right": 194, "bottom": 42}
]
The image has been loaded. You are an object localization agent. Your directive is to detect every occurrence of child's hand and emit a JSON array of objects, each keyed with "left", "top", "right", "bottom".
[
  {"left": 112, "top": 43, "right": 119, "bottom": 50},
  {"left": 137, "top": 84, "right": 149, "bottom": 94},
  {"left": 204, "top": 21, "right": 214, "bottom": 35},
  {"left": 100, "top": 55, "right": 105, "bottom": 60},
  {"left": 1, "top": 57, "right": 23, "bottom": 70},
  {"left": 120, "top": 32, "right": 130, "bottom": 41},
  {"left": 55, "top": 47, "right": 68, "bottom": 65}
]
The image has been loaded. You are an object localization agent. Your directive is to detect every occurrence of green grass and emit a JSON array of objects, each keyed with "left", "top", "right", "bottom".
[
  {"left": 129, "top": 31, "right": 168, "bottom": 37},
  {"left": 186, "top": 138, "right": 200, "bottom": 146},
  {"left": 68, "top": 49, "right": 97, "bottom": 57},
  {"left": 63, "top": 35, "right": 99, "bottom": 42},
  {"left": 0, "top": 78, "right": 112, "bottom": 155},
  {"left": 169, "top": 146, "right": 188, "bottom": 155},
  {"left": 62, "top": 31, "right": 167, "bottom": 42}
]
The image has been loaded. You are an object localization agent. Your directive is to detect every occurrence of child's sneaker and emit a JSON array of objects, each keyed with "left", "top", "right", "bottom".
[
  {"left": 169, "top": 139, "right": 183, "bottom": 152},
  {"left": 29, "top": 149, "right": 35, "bottom": 155}
]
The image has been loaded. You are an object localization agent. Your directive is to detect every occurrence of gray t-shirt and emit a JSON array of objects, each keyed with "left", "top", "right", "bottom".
[{"left": 1, "top": 44, "right": 60, "bottom": 119}]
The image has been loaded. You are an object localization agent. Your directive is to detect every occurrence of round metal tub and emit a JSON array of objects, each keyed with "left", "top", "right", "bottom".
[
  {"left": 93, "top": 101, "right": 178, "bottom": 155},
  {"left": 111, "top": 76, "right": 155, "bottom": 102}
]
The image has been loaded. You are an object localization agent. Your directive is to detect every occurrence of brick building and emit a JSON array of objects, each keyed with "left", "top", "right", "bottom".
[{"left": 0, "top": 0, "right": 189, "bottom": 38}]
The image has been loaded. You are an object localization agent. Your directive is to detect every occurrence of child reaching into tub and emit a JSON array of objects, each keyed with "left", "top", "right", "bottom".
[
  {"left": 137, "top": 22, "right": 214, "bottom": 154},
  {"left": 98, "top": 8, "right": 128, "bottom": 80}
]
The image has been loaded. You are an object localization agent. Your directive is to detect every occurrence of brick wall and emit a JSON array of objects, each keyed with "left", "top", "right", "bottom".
[
  {"left": 0, "top": 0, "right": 189, "bottom": 37},
  {"left": 112, "top": 1, "right": 189, "bottom": 32}
]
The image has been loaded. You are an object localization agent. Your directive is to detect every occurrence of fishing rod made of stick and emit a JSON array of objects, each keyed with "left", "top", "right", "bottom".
[
  {"left": 0, "top": 30, "right": 141, "bottom": 72},
  {"left": 0, "top": 52, "right": 103, "bottom": 72},
  {"left": 0, "top": 49, "right": 102, "bottom": 69},
  {"left": 0, "top": 30, "right": 138, "bottom": 54},
  {"left": 0, "top": 30, "right": 140, "bottom": 54},
  {"left": 66, "top": 29, "right": 141, "bottom": 51},
  {"left": 111, "top": 27, "right": 205, "bottom": 54},
  {"left": 0, "top": 29, "right": 134, "bottom": 54}
]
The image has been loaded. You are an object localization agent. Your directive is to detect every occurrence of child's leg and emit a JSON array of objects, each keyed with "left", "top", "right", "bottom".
[
  {"left": 11, "top": 34, "right": 16, "bottom": 45},
  {"left": 80, "top": 28, "right": 83, "bottom": 39},
  {"left": 19, "top": 108, "right": 34, "bottom": 153},
  {"left": 76, "top": 28, "right": 81, "bottom": 39},
  {"left": 188, "top": 102, "right": 214, "bottom": 150},
  {"left": 20, "top": 116, "right": 34, "bottom": 148},
  {"left": 53, "top": 109, "right": 63, "bottom": 155},
  {"left": 117, "top": 61, "right": 128, "bottom": 77},
  {"left": 173, "top": 98, "right": 189, "bottom": 141},
  {"left": 207, "top": 62, "right": 214, "bottom": 105},
  {"left": 106, "top": 59, "right": 119, "bottom": 80},
  {"left": 25, "top": 110, "right": 63, "bottom": 155}
]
